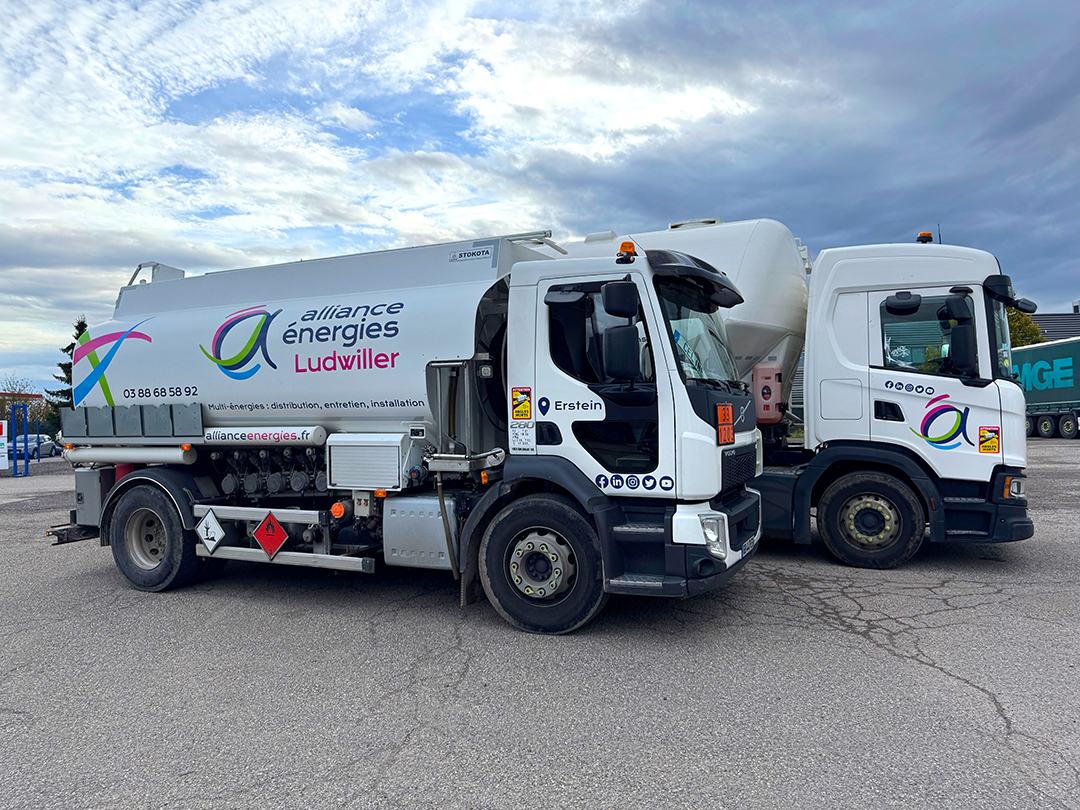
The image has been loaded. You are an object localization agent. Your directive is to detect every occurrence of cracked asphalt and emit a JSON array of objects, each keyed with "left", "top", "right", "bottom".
[{"left": 1, "top": 443, "right": 1078, "bottom": 809}]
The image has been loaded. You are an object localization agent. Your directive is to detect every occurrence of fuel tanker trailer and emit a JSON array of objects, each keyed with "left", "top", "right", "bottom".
[{"left": 49, "top": 229, "right": 764, "bottom": 634}]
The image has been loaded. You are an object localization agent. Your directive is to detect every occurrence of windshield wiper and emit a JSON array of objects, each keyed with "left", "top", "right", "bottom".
[
  {"left": 687, "top": 377, "right": 735, "bottom": 393},
  {"left": 687, "top": 377, "right": 750, "bottom": 395}
]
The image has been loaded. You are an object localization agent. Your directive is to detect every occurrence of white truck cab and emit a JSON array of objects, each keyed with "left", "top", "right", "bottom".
[
  {"left": 560, "top": 221, "right": 1035, "bottom": 568},
  {"left": 764, "top": 241, "right": 1035, "bottom": 566}
]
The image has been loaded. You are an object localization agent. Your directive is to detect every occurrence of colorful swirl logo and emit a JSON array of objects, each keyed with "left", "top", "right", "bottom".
[
  {"left": 200, "top": 306, "right": 282, "bottom": 380},
  {"left": 72, "top": 319, "right": 153, "bottom": 406},
  {"left": 910, "top": 394, "right": 974, "bottom": 450}
]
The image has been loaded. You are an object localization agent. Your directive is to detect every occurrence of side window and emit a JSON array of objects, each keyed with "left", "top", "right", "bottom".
[
  {"left": 880, "top": 294, "right": 975, "bottom": 377},
  {"left": 548, "top": 291, "right": 654, "bottom": 384}
]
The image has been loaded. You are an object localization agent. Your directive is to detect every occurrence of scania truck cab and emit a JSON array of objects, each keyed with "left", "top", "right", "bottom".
[
  {"left": 559, "top": 222, "right": 1036, "bottom": 568},
  {"left": 762, "top": 241, "right": 1036, "bottom": 566}
]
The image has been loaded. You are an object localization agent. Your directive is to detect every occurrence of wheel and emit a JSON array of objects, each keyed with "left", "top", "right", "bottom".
[
  {"left": 479, "top": 494, "right": 607, "bottom": 634},
  {"left": 1036, "top": 414, "right": 1057, "bottom": 438},
  {"left": 109, "top": 486, "right": 201, "bottom": 591},
  {"left": 32, "top": 448, "right": 39, "bottom": 460},
  {"left": 817, "top": 472, "right": 925, "bottom": 569},
  {"left": 1058, "top": 414, "right": 1078, "bottom": 440},
  {"left": 1025, "top": 415, "right": 1036, "bottom": 437}
]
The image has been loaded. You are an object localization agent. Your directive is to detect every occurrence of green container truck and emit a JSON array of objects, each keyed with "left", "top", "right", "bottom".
[{"left": 1014, "top": 337, "right": 1080, "bottom": 438}]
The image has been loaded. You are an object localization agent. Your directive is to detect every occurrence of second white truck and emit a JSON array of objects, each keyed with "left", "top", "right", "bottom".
[{"left": 561, "top": 222, "right": 1036, "bottom": 567}]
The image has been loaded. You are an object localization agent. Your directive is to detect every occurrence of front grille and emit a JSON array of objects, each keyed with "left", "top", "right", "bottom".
[{"left": 722, "top": 445, "right": 757, "bottom": 490}]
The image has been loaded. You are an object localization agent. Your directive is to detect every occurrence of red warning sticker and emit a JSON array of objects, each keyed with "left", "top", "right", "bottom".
[{"left": 253, "top": 513, "right": 288, "bottom": 560}]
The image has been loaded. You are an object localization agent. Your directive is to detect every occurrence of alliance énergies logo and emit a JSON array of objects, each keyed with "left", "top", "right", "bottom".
[
  {"left": 73, "top": 319, "right": 153, "bottom": 406},
  {"left": 200, "top": 305, "right": 282, "bottom": 380}
]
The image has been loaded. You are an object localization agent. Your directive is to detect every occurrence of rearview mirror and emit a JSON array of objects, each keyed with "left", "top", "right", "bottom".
[
  {"left": 943, "top": 294, "right": 973, "bottom": 323},
  {"left": 1012, "top": 297, "right": 1037, "bottom": 314},
  {"left": 602, "top": 281, "right": 639, "bottom": 319},
  {"left": 603, "top": 325, "right": 641, "bottom": 381},
  {"left": 950, "top": 323, "right": 979, "bottom": 377}
]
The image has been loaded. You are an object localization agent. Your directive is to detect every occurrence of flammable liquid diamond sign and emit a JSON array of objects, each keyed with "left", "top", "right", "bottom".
[
  {"left": 253, "top": 513, "right": 288, "bottom": 560},
  {"left": 195, "top": 510, "right": 226, "bottom": 554}
]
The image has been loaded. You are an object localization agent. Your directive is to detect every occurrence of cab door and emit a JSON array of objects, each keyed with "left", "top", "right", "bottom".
[
  {"left": 534, "top": 274, "right": 677, "bottom": 497},
  {"left": 867, "top": 286, "right": 1002, "bottom": 481}
]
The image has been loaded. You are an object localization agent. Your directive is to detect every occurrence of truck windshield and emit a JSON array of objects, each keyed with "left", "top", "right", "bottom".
[
  {"left": 989, "top": 297, "right": 1015, "bottom": 380},
  {"left": 654, "top": 276, "right": 739, "bottom": 386}
]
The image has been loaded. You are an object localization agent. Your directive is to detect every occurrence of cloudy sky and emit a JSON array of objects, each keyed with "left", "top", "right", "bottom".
[{"left": 2, "top": 0, "right": 1078, "bottom": 393}]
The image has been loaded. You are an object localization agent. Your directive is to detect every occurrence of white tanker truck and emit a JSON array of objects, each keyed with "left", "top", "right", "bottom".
[
  {"left": 50, "top": 229, "right": 767, "bottom": 634},
  {"left": 50, "top": 219, "right": 1038, "bottom": 632},
  {"left": 561, "top": 221, "right": 1037, "bottom": 567}
]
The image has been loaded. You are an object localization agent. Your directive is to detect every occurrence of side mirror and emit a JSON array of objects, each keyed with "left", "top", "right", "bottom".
[
  {"left": 1012, "top": 297, "right": 1037, "bottom": 314},
  {"left": 950, "top": 322, "right": 979, "bottom": 377},
  {"left": 602, "top": 281, "right": 639, "bottom": 319},
  {"left": 944, "top": 294, "right": 973, "bottom": 323},
  {"left": 885, "top": 291, "right": 922, "bottom": 316},
  {"left": 603, "top": 325, "right": 641, "bottom": 381}
]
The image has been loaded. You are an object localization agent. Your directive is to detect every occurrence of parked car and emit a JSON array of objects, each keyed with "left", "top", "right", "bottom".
[{"left": 7, "top": 433, "right": 59, "bottom": 459}]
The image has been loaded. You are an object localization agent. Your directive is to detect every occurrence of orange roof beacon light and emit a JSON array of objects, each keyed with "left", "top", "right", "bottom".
[
  {"left": 616, "top": 240, "right": 637, "bottom": 264},
  {"left": 917, "top": 232, "right": 933, "bottom": 243}
]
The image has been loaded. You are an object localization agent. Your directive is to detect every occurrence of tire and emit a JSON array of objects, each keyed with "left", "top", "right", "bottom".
[
  {"left": 109, "top": 486, "right": 201, "bottom": 592},
  {"left": 1025, "top": 415, "right": 1036, "bottom": 437},
  {"left": 817, "top": 472, "right": 925, "bottom": 569},
  {"left": 479, "top": 494, "right": 608, "bottom": 634},
  {"left": 1036, "top": 414, "right": 1058, "bottom": 439},
  {"left": 1058, "top": 414, "right": 1078, "bottom": 440}
]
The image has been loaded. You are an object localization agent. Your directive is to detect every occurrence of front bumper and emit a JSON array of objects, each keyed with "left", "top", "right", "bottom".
[
  {"left": 937, "top": 467, "right": 1034, "bottom": 544},
  {"left": 603, "top": 487, "right": 761, "bottom": 598}
]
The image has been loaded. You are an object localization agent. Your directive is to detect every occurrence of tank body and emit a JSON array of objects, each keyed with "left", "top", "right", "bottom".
[
  {"left": 560, "top": 219, "right": 809, "bottom": 402},
  {"left": 74, "top": 238, "right": 541, "bottom": 431}
]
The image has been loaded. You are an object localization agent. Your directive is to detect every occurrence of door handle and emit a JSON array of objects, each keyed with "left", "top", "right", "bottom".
[{"left": 874, "top": 400, "right": 905, "bottom": 422}]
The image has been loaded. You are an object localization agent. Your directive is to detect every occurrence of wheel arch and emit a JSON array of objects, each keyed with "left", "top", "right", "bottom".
[
  {"left": 100, "top": 468, "right": 215, "bottom": 547},
  {"left": 792, "top": 442, "right": 943, "bottom": 544},
  {"left": 458, "top": 456, "right": 616, "bottom": 606}
]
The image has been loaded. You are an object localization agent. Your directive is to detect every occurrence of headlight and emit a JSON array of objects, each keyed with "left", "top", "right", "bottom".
[
  {"left": 1003, "top": 476, "right": 1025, "bottom": 500},
  {"left": 700, "top": 515, "right": 727, "bottom": 560}
]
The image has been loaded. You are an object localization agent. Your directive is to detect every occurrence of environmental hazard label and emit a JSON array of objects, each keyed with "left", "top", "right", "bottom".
[
  {"left": 978, "top": 426, "right": 1000, "bottom": 454},
  {"left": 512, "top": 387, "right": 532, "bottom": 420}
]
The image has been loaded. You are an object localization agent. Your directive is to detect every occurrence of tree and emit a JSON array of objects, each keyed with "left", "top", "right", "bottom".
[
  {"left": 1008, "top": 307, "right": 1044, "bottom": 347},
  {"left": 1, "top": 374, "right": 56, "bottom": 434},
  {"left": 46, "top": 315, "right": 87, "bottom": 410}
]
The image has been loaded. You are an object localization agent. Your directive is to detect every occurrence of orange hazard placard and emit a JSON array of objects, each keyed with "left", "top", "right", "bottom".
[{"left": 717, "top": 403, "right": 734, "bottom": 446}]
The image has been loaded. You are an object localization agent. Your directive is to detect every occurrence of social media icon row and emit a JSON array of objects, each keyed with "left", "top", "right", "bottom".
[{"left": 595, "top": 474, "right": 674, "bottom": 491}]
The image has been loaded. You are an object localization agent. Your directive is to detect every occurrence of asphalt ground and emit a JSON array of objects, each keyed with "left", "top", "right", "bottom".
[{"left": 1, "top": 444, "right": 1077, "bottom": 810}]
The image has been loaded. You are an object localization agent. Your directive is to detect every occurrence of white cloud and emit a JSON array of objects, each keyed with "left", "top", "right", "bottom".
[
  {"left": 1, "top": 0, "right": 1077, "bottom": 390},
  {"left": 322, "top": 102, "right": 378, "bottom": 131}
]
